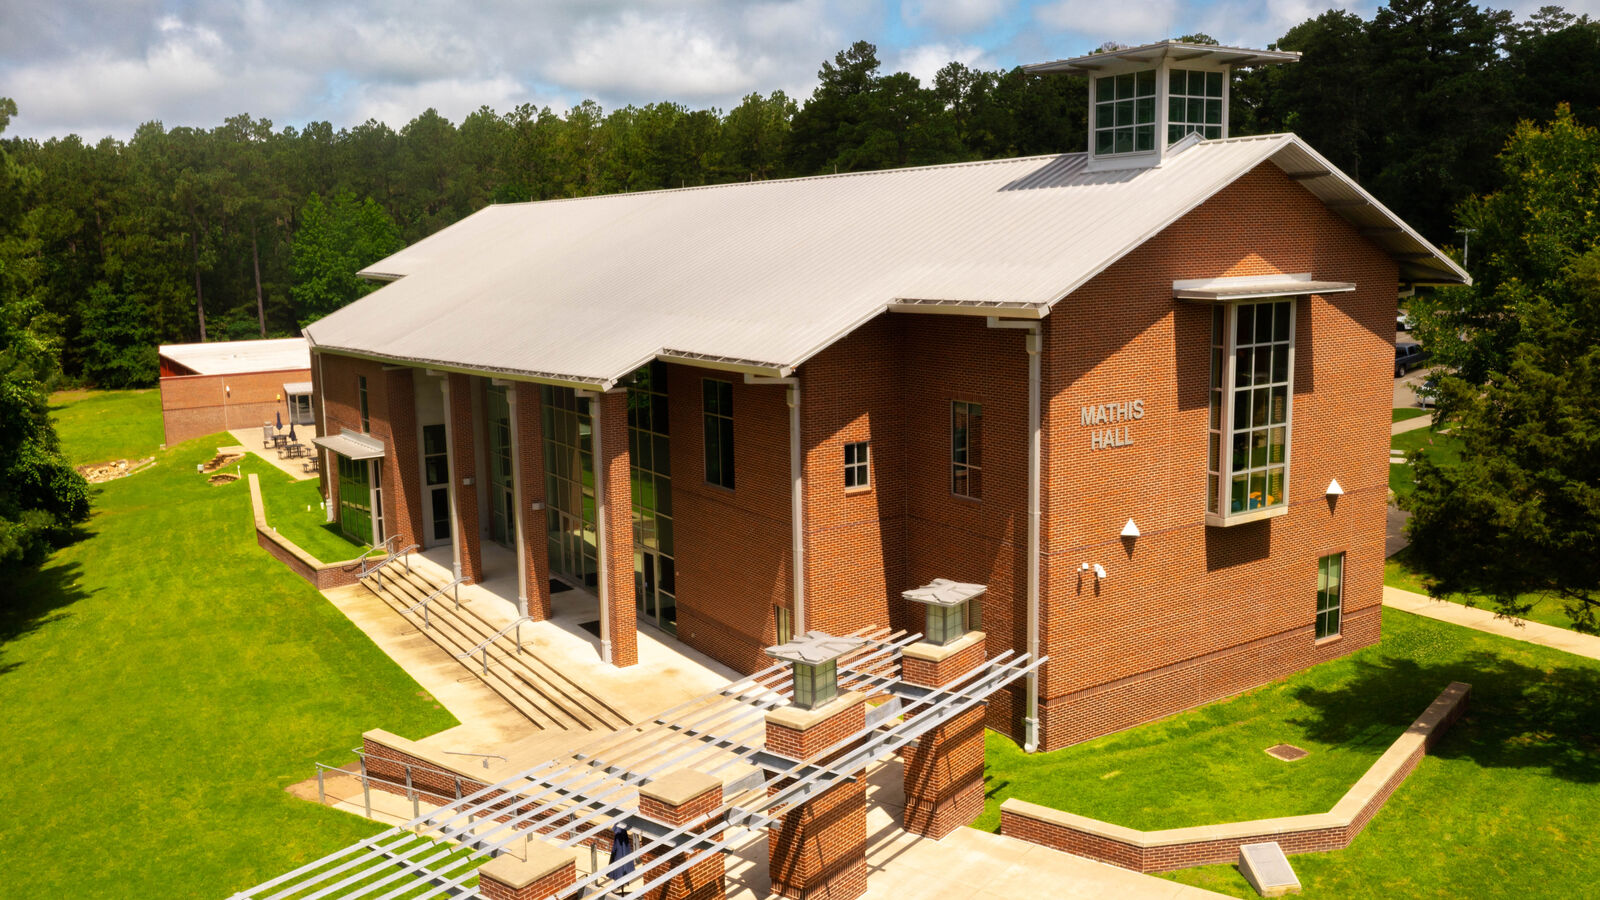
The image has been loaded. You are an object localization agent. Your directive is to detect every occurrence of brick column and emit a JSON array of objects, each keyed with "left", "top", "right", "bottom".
[
  {"left": 597, "top": 389, "right": 638, "bottom": 666},
  {"left": 382, "top": 367, "right": 422, "bottom": 549},
  {"left": 448, "top": 372, "right": 484, "bottom": 583},
  {"left": 636, "top": 769, "right": 726, "bottom": 900},
  {"left": 512, "top": 383, "right": 553, "bottom": 621},
  {"left": 900, "top": 631, "right": 987, "bottom": 840},
  {"left": 766, "top": 692, "right": 869, "bottom": 900},
  {"left": 478, "top": 836, "right": 576, "bottom": 900}
]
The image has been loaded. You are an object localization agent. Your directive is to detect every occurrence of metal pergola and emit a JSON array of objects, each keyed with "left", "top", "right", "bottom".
[{"left": 232, "top": 627, "right": 1042, "bottom": 900}]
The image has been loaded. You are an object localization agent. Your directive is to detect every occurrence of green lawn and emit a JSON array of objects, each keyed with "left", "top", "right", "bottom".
[
  {"left": 1391, "top": 407, "right": 1430, "bottom": 423},
  {"left": 980, "top": 609, "right": 1600, "bottom": 898},
  {"left": 47, "top": 388, "right": 163, "bottom": 466},
  {"left": 257, "top": 468, "right": 369, "bottom": 563},
  {"left": 0, "top": 391, "right": 458, "bottom": 898},
  {"left": 1385, "top": 548, "right": 1580, "bottom": 631},
  {"left": 1389, "top": 426, "right": 1465, "bottom": 498}
]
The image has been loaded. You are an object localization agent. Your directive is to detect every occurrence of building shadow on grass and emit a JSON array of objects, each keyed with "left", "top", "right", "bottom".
[
  {"left": 1287, "top": 651, "right": 1600, "bottom": 785},
  {"left": 0, "top": 555, "right": 93, "bottom": 675}
]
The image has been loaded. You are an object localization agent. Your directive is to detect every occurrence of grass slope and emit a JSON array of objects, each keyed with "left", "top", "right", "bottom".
[
  {"left": 979, "top": 610, "right": 1600, "bottom": 898},
  {"left": 1391, "top": 407, "right": 1429, "bottom": 423},
  {"left": 257, "top": 469, "right": 369, "bottom": 563},
  {"left": 0, "top": 392, "right": 457, "bottom": 898},
  {"left": 1385, "top": 548, "right": 1580, "bottom": 632},
  {"left": 1389, "top": 426, "right": 1465, "bottom": 499},
  {"left": 48, "top": 388, "right": 163, "bottom": 466}
]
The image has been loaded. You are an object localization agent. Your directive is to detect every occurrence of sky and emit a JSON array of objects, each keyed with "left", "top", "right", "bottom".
[{"left": 1, "top": 0, "right": 1590, "bottom": 142}]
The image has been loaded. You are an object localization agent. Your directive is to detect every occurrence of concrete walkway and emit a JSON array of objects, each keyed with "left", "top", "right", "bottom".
[
  {"left": 1390, "top": 413, "right": 1436, "bottom": 436},
  {"left": 1383, "top": 586, "right": 1600, "bottom": 661}
]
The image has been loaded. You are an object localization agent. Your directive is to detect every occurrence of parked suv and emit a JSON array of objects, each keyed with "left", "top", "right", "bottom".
[{"left": 1395, "top": 341, "right": 1428, "bottom": 377}]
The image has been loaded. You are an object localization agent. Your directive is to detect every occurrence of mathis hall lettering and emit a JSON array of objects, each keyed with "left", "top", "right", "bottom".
[{"left": 1082, "top": 399, "right": 1144, "bottom": 449}]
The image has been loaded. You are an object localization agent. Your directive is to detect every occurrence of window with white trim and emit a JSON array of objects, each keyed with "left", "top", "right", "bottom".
[
  {"left": 1316, "top": 553, "right": 1343, "bottom": 639},
  {"left": 844, "top": 441, "right": 870, "bottom": 490},
  {"left": 1093, "top": 70, "right": 1156, "bottom": 156},
  {"left": 1207, "top": 299, "right": 1294, "bottom": 523},
  {"left": 1168, "top": 69, "right": 1224, "bottom": 144}
]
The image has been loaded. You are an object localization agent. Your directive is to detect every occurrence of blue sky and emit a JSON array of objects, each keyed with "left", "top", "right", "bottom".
[{"left": 0, "top": 0, "right": 1584, "bottom": 141}]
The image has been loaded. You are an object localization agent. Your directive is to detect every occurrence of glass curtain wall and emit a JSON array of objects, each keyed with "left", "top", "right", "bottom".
[
  {"left": 541, "top": 386, "right": 598, "bottom": 587},
  {"left": 628, "top": 362, "right": 675, "bottom": 634},
  {"left": 486, "top": 386, "right": 514, "bottom": 547},
  {"left": 337, "top": 455, "right": 380, "bottom": 545}
]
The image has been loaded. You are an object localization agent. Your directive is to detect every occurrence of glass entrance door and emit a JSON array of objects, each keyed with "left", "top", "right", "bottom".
[
  {"left": 422, "top": 424, "right": 450, "bottom": 545},
  {"left": 541, "top": 386, "right": 598, "bottom": 588},
  {"left": 487, "top": 386, "right": 514, "bottom": 547}
]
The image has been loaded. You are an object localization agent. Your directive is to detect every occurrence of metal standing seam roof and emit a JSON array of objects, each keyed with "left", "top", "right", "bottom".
[
  {"left": 159, "top": 337, "right": 311, "bottom": 376},
  {"left": 304, "top": 133, "right": 1467, "bottom": 389},
  {"left": 311, "top": 431, "right": 386, "bottom": 460}
]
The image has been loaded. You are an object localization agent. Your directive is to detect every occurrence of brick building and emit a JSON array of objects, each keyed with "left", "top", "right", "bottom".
[
  {"left": 303, "top": 42, "right": 1466, "bottom": 752},
  {"left": 158, "top": 337, "right": 313, "bottom": 446}
]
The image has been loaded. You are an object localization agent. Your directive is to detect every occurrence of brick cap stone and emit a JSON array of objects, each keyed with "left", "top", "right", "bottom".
[
  {"left": 902, "top": 631, "right": 985, "bottom": 664},
  {"left": 765, "top": 691, "right": 866, "bottom": 731},
  {"left": 479, "top": 837, "right": 575, "bottom": 890},
  {"left": 640, "top": 769, "right": 722, "bottom": 807}
]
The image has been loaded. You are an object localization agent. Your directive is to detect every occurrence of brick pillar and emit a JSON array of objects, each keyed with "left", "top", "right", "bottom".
[
  {"left": 766, "top": 692, "right": 869, "bottom": 900},
  {"left": 597, "top": 389, "right": 638, "bottom": 666},
  {"left": 448, "top": 372, "right": 484, "bottom": 583},
  {"left": 636, "top": 770, "right": 726, "bottom": 900},
  {"left": 382, "top": 367, "right": 422, "bottom": 549},
  {"left": 478, "top": 836, "right": 576, "bottom": 900},
  {"left": 900, "top": 631, "right": 987, "bottom": 839},
  {"left": 512, "top": 383, "right": 553, "bottom": 621}
]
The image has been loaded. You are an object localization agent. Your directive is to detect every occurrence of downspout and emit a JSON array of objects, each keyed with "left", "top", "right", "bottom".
[
  {"left": 503, "top": 381, "right": 529, "bottom": 618},
  {"left": 745, "top": 374, "right": 805, "bottom": 634},
  {"left": 990, "top": 317, "right": 1043, "bottom": 753}
]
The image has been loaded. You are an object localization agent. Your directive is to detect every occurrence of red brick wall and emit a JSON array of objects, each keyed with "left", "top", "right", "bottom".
[
  {"left": 158, "top": 367, "right": 311, "bottom": 446},
  {"left": 515, "top": 384, "right": 553, "bottom": 620},
  {"left": 383, "top": 367, "right": 422, "bottom": 549},
  {"left": 448, "top": 372, "right": 484, "bottom": 582},
  {"left": 319, "top": 353, "right": 415, "bottom": 546},
  {"left": 598, "top": 389, "right": 639, "bottom": 667},
  {"left": 670, "top": 363, "right": 794, "bottom": 673},
  {"left": 1033, "top": 162, "right": 1396, "bottom": 748}
]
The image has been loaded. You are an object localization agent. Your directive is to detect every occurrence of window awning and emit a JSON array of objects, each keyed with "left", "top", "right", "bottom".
[
  {"left": 283, "top": 381, "right": 314, "bottom": 395},
  {"left": 1173, "top": 273, "right": 1355, "bottom": 302},
  {"left": 312, "top": 431, "right": 386, "bottom": 460}
]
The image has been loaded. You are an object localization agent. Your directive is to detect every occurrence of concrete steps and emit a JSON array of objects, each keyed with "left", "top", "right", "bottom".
[{"left": 361, "top": 563, "right": 632, "bottom": 733}]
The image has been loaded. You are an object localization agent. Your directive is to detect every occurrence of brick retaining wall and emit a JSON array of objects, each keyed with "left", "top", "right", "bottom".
[
  {"left": 999, "top": 682, "right": 1470, "bottom": 872},
  {"left": 247, "top": 473, "right": 370, "bottom": 590}
]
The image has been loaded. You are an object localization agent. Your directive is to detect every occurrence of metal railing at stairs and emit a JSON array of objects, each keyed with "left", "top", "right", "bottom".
[
  {"left": 455, "top": 616, "right": 534, "bottom": 675},
  {"left": 349, "top": 535, "right": 399, "bottom": 576},
  {"left": 360, "top": 541, "right": 421, "bottom": 588},
  {"left": 399, "top": 575, "right": 472, "bottom": 629},
  {"left": 314, "top": 748, "right": 503, "bottom": 822}
]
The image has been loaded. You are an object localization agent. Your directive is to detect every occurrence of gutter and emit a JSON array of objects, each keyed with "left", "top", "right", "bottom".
[
  {"left": 989, "top": 317, "right": 1043, "bottom": 753},
  {"left": 746, "top": 374, "right": 805, "bottom": 634}
]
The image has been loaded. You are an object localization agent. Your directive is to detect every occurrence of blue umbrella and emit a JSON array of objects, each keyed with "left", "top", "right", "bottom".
[
  {"left": 275, "top": 410, "right": 282, "bottom": 430},
  {"left": 609, "top": 823, "right": 635, "bottom": 882},
  {"left": 288, "top": 422, "right": 297, "bottom": 443}
]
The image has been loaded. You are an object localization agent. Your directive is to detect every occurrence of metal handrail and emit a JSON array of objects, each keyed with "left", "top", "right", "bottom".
[
  {"left": 363, "top": 542, "right": 419, "bottom": 588},
  {"left": 316, "top": 748, "right": 491, "bottom": 821},
  {"left": 455, "top": 616, "right": 533, "bottom": 675},
  {"left": 442, "top": 750, "right": 508, "bottom": 770},
  {"left": 404, "top": 576, "right": 470, "bottom": 629},
  {"left": 350, "top": 535, "right": 399, "bottom": 575}
]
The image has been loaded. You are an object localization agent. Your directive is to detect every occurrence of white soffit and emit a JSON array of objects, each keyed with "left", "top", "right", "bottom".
[
  {"left": 282, "top": 381, "right": 314, "bottom": 395},
  {"left": 1173, "top": 273, "right": 1356, "bottom": 301}
]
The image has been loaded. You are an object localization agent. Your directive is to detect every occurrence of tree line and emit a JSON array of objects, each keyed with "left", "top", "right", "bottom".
[{"left": 3, "top": 2, "right": 1598, "bottom": 392}]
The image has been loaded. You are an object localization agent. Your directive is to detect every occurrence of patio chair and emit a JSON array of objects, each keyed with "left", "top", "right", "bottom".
[{"left": 262, "top": 423, "right": 275, "bottom": 448}]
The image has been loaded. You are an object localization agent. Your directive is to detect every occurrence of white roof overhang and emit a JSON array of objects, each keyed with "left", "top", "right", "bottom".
[
  {"left": 312, "top": 431, "right": 386, "bottom": 461},
  {"left": 282, "top": 381, "right": 314, "bottom": 395},
  {"left": 1173, "top": 273, "right": 1357, "bottom": 302},
  {"left": 311, "top": 135, "right": 1463, "bottom": 388},
  {"left": 1024, "top": 41, "right": 1300, "bottom": 75}
]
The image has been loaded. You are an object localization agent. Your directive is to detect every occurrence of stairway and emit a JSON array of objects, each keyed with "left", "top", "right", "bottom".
[{"left": 360, "top": 562, "right": 632, "bottom": 733}]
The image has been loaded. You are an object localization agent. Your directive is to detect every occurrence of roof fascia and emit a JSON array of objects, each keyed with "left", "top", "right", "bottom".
[
  {"left": 310, "top": 344, "right": 611, "bottom": 391},
  {"left": 887, "top": 299, "right": 1049, "bottom": 318}
]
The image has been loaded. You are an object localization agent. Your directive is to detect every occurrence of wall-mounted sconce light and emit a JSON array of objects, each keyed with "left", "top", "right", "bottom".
[
  {"left": 1121, "top": 519, "right": 1141, "bottom": 538},
  {"left": 529, "top": 500, "right": 546, "bottom": 511},
  {"left": 1092, "top": 563, "right": 1107, "bottom": 580},
  {"left": 1326, "top": 478, "right": 1344, "bottom": 497}
]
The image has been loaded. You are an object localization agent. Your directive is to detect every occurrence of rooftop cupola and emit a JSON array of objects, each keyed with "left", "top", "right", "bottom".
[{"left": 1025, "top": 41, "right": 1299, "bottom": 173}]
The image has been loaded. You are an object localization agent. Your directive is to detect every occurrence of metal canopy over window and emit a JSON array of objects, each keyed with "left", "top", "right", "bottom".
[
  {"left": 1173, "top": 273, "right": 1355, "bottom": 302},
  {"left": 311, "top": 431, "right": 386, "bottom": 461}
]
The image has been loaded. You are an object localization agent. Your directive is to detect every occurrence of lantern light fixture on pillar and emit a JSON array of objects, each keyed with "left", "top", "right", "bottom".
[
  {"left": 764, "top": 631, "right": 865, "bottom": 710},
  {"left": 902, "top": 578, "right": 986, "bottom": 646}
]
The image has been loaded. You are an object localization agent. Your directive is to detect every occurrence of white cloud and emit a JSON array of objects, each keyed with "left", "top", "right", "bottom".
[
  {"left": 893, "top": 42, "right": 989, "bottom": 84},
  {"left": 540, "top": 11, "right": 761, "bottom": 101},
  {"left": 1033, "top": 0, "right": 1181, "bottom": 44},
  {"left": 342, "top": 75, "right": 533, "bottom": 128},
  {"left": 901, "top": 0, "right": 1011, "bottom": 33}
]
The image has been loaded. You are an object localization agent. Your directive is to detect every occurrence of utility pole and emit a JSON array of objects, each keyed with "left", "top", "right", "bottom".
[{"left": 1455, "top": 227, "right": 1477, "bottom": 268}]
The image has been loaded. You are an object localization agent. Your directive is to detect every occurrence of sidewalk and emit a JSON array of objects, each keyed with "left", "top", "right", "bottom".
[
  {"left": 229, "top": 426, "right": 319, "bottom": 481},
  {"left": 1383, "top": 586, "right": 1600, "bottom": 662},
  {"left": 1390, "top": 414, "right": 1435, "bottom": 436}
]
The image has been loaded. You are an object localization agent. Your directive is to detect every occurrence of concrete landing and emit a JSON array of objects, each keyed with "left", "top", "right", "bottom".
[{"left": 230, "top": 426, "right": 319, "bottom": 481}]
